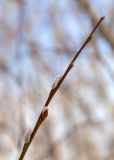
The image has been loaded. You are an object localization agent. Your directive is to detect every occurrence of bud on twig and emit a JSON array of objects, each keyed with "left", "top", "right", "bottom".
[
  {"left": 43, "top": 105, "right": 50, "bottom": 113},
  {"left": 52, "top": 74, "right": 62, "bottom": 89},
  {"left": 24, "top": 128, "right": 32, "bottom": 144},
  {"left": 41, "top": 105, "right": 50, "bottom": 119}
]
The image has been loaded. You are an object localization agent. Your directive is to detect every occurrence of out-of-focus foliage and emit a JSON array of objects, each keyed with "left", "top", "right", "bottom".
[{"left": 0, "top": 0, "right": 114, "bottom": 160}]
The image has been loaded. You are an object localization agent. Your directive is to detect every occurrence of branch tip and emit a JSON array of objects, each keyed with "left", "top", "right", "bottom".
[{"left": 100, "top": 16, "right": 105, "bottom": 21}]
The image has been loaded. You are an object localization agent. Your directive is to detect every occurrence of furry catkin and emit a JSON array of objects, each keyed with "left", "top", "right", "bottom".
[{"left": 52, "top": 75, "right": 62, "bottom": 89}]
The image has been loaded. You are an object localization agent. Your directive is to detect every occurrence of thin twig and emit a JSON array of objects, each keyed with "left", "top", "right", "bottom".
[{"left": 18, "top": 16, "right": 105, "bottom": 160}]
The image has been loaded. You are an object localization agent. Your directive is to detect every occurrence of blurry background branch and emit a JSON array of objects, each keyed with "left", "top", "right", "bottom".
[{"left": 79, "top": 0, "right": 114, "bottom": 50}]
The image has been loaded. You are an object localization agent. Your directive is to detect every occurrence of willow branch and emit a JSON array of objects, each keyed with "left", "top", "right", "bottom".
[{"left": 18, "top": 16, "right": 105, "bottom": 160}]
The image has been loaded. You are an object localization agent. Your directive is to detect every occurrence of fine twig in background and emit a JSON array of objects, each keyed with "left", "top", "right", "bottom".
[
  {"left": 18, "top": 16, "right": 105, "bottom": 160},
  {"left": 79, "top": 0, "right": 114, "bottom": 50}
]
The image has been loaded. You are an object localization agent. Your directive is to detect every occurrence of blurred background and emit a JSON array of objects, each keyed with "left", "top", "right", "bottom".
[{"left": 0, "top": 0, "right": 114, "bottom": 160}]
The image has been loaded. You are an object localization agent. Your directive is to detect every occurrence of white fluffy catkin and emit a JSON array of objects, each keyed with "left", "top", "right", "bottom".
[
  {"left": 52, "top": 75, "right": 62, "bottom": 89},
  {"left": 24, "top": 128, "right": 32, "bottom": 144},
  {"left": 42, "top": 106, "right": 50, "bottom": 113}
]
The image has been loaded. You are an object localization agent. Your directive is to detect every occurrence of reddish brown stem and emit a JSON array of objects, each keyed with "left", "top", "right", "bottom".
[{"left": 18, "top": 16, "right": 105, "bottom": 160}]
